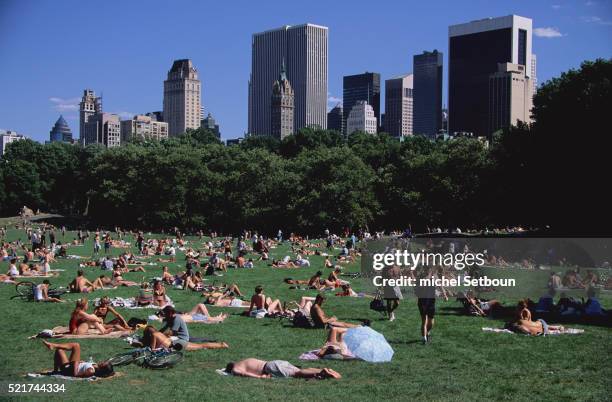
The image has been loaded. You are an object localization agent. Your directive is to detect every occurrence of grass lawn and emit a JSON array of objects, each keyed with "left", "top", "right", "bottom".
[{"left": 0, "top": 227, "right": 610, "bottom": 401}]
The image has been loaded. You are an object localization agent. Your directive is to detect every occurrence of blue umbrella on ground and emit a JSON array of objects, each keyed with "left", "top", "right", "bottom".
[{"left": 344, "top": 326, "right": 394, "bottom": 363}]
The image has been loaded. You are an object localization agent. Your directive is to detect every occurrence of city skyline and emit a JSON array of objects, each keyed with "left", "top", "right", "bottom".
[{"left": 0, "top": 0, "right": 610, "bottom": 141}]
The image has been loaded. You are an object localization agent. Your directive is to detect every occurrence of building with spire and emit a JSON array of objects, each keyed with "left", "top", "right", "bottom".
[
  {"left": 49, "top": 115, "right": 73, "bottom": 142},
  {"left": 271, "top": 61, "right": 294, "bottom": 140},
  {"left": 163, "top": 59, "right": 202, "bottom": 136}
]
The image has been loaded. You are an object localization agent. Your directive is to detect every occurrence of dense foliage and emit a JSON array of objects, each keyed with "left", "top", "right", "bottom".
[{"left": 1, "top": 59, "right": 609, "bottom": 235}]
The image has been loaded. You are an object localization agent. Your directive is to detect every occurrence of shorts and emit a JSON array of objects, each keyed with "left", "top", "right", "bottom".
[
  {"left": 538, "top": 319, "right": 549, "bottom": 335},
  {"left": 191, "top": 313, "right": 208, "bottom": 322},
  {"left": 263, "top": 360, "right": 300, "bottom": 378},
  {"left": 229, "top": 299, "right": 244, "bottom": 308},
  {"left": 417, "top": 298, "right": 436, "bottom": 317},
  {"left": 171, "top": 337, "right": 189, "bottom": 351},
  {"left": 249, "top": 309, "right": 267, "bottom": 318}
]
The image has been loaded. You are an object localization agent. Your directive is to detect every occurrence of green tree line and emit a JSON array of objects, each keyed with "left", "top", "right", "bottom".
[{"left": 1, "top": 59, "right": 609, "bottom": 235}]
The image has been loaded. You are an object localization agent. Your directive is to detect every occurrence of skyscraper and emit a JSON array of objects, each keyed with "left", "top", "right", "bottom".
[
  {"left": 413, "top": 50, "right": 443, "bottom": 138},
  {"left": 346, "top": 101, "right": 377, "bottom": 135},
  {"left": 271, "top": 62, "right": 294, "bottom": 140},
  {"left": 248, "top": 24, "right": 328, "bottom": 136},
  {"left": 488, "top": 63, "right": 533, "bottom": 134},
  {"left": 327, "top": 104, "right": 343, "bottom": 133},
  {"left": 83, "top": 113, "right": 121, "bottom": 147},
  {"left": 448, "top": 15, "right": 532, "bottom": 137},
  {"left": 384, "top": 74, "right": 414, "bottom": 137},
  {"left": 342, "top": 72, "right": 380, "bottom": 135},
  {"left": 49, "top": 115, "right": 73, "bottom": 142},
  {"left": 163, "top": 59, "right": 201, "bottom": 136},
  {"left": 79, "top": 89, "right": 102, "bottom": 143}
]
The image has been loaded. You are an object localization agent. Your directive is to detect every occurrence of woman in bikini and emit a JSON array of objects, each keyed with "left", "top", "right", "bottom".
[
  {"left": 41, "top": 341, "right": 114, "bottom": 378},
  {"left": 93, "top": 297, "right": 130, "bottom": 331},
  {"left": 69, "top": 298, "right": 110, "bottom": 335},
  {"left": 152, "top": 280, "right": 167, "bottom": 306}
]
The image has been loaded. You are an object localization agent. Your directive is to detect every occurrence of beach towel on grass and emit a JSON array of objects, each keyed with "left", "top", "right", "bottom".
[
  {"left": 26, "top": 371, "right": 123, "bottom": 381},
  {"left": 92, "top": 296, "right": 173, "bottom": 309},
  {"left": 29, "top": 326, "right": 132, "bottom": 339},
  {"left": 299, "top": 349, "right": 358, "bottom": 361},
  {"left": 482, "top": 327, "right": 585, "bottom": 335}
]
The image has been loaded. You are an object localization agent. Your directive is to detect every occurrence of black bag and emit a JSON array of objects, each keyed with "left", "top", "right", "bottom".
[
  {"left": 370, "top": 292, "right": 386, "bottom": 312},
  {"left": 127, "top": 317, "right": 147, "bottom": 328},
  {"left": 292, "top": 311, "right": 314, "bottom": 328}
]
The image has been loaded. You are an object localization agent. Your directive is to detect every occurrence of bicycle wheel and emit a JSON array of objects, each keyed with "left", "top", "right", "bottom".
[
  {"left": 108, "top": 349, "right": 147, "bottom": 366},
  {"left": 15, "top": 282, "right": 35, "bottom": 299},
  {"left": 145, "top": 351, "right": 184, "bottom": 369}
]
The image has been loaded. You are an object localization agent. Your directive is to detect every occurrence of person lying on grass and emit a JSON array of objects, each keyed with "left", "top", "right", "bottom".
[
  {"left": 317, "top": 327, "right": 356, "bottom": 359},
  {"left": 69, "top": 298, "right": 123, "bottom": 335},
  {"left": 150, "top": 303, "right": 228, "bottom": 324},
  {"left": 34, "top": 280, "right": 63, "bottom": 303},
  {"left": 247, "top": 285, "right": 284, "bottom": 316},
  {"left": 310, "top": 294, "right": 360, "bottom": 328},
  {"left": 510, "top": 301, "right": 564, "bottom": 336},
  {"left": 225, "top": 358, "right": 341, "bottom": 379},
  {"left": 41, "top": 340, "right": 114, "bottom": 378},
  {"left": 142, "top": 306, "right": 228, "bottom": 351},
  {"left": 94, "top": 296, "right": 130, "bottom": 331}
]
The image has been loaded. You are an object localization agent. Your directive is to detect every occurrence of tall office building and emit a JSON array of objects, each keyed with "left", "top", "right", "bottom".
[
  {"left": 201, "top": 113, "right": 221, "bottom": 138},
  {"left": 120, "top": 115, "right": 169, "bottom": 142},
  {"left": 248, "top": 24, "right": 328, "bottom": 136},
  {"left": 0, "top": 130, "right": 26, "bottom": 156},
  {"left": 83, "top": 113, "right": 121, "bottom": 148},
  {"left": 79, "top": 89, "right": 102, "bottom": 143},
  {"left": 270, "top": 63, "right": 294, "bottom": 140},
  {"left": 531, "top": 53, "right": 537, "bottom": 96},
  {"left": 327, "top": 104, "right": 343, "bottom": 133},
  {"left": 346, "top": 101, "right": 377, "bottom": 135},
  {"left": 342, "top": 72, "right": 380, "bottom": 135},
  {"left": 49, "top": 115, "right": 73, "bottom": 142},
  {"left": 163, "top": 59, "right": 201, "bottom": 136},
  {"left": 488, "top": 63, "right": 533, "bottom": 134},
  {"left": 384, "top": 74, "right": 414, "bottom": 137},
  {"left": 449, "top": 15, "right": 532, "bottom": 137},
  {"left": 413, "top": 50, "right": 443, "bottom": 138}
]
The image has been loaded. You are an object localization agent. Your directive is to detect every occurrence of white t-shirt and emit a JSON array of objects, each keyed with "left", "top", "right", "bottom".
[{"left": 8, "top": 264, "right": 18, "bottom": 276}]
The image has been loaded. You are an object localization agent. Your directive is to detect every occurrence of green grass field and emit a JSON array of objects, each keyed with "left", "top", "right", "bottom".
[{"left": 0, "top": 227, "right": 610, "bottom": 402}]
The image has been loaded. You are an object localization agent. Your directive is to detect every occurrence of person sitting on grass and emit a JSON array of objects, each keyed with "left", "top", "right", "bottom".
[
  {"left": 110, "top": 267, "right": 139, "bottom": 287},
  {"left": 41, "top": 340, "right": 114, "bottom": 378},
  {"left": 69, "top": 298, "right": 115, "bottom": 335},
  {"left": 91, "top": 274, "right": 115, "bottom": 290},
  {"left": 184, "top": 271, "right": 204, "bottom": 291},
  {"left": 161, "top": 266, "right": 174, "bottom": 285},
  {"left": 68, "top": 270, "right": 95, "bottom": 293},
  {"left": 225, "top": 358, "right": 341, "bottom": 379},
  {"left": 142, "top": 306, "right": 228, "bottom": 351},
  {"left": 94, "top": 296, "right": 130, "bottom": 331},
  {"left": 34, "top": 280, "right": 63, "bottom": 303},
  {"left": 247, "top": 285, "right": 284, "bottom": 317},
  {"left": 153, "top": 280, "right": 168, "bottom": 306},
  {"left": 310, "top": 294, "right": 359, "bottom": 328}
]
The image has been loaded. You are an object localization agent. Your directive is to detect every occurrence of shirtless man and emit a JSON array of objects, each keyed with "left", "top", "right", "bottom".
[
  {"left": 310, "top": 294, "right": 359, "bottom": 328},
  {"left": 248, "top": 285, "right": 284, "bottom": 316},
  {"left": 512, "top": 304, "right": 564, "bottom": 335},
  {"left": 225, "top": 358, "right": 341, "bottom": 379},
  {"left": 68, "top": 270, "right": 94, "bottom": 293}
]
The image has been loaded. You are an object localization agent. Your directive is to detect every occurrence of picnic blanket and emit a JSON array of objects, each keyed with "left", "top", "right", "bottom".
[
  {"left": 482, "top": 327, "right": 585, "bottom": 335},
  {"left": 299, "top": 349, "right": 358, "bottom": 361},
  {"left": 29, "top": 326, "right": 132, "bottom": 339},
  {"left": 26, "top": 371, "right": 123, "bottom": 381},
  {"left": 92, "top": 296, "right": 173, "bottom": 309}
]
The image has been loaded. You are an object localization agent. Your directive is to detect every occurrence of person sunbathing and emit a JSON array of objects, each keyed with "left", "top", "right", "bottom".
[
  {"left": 142, "top": 306, "right": 228, "bottom": 351},
  {"left": 317, "top": 327, "right": 355, "bottom": 359},
  {"left": 68, "top": 270, "right": 95, "bottom": 293},
  {"left": 247, "top": 285, "right": 284, "bottom": 316},
  {"left": 225, "top": 358, "right": 341, "bottom": 379},
  {"left": 33, "top": 280, "right": 63, "bottom": 303},
  {"left": 184, "top": 272, "right": 204, "bottom": 291},
  {"left": 41, "top": 341, "right": 114, "bottom": 378},
  {"left": 271, "top": 258, "right": 297, "bottom": 268},
  {"left": 310, "top": 294, "right": 359, "bottom": 328},
  {"left": 335, "top": 284, "right": 358, "bottom": 297},
  {"left": 152, "top": 303, "right": 228, "bottom": 324},
  {"left": 463, "top": 291, "right": 501, "bottom": 316},
  {"left": 204, "top": 293, "right": 249, "bottom": 307},
  {"left": 94, "top": 297, "right": 130, "bottom": 330},
  {"left": 111, "top": 267, "right": 139, "bottom": 287},
  {"left": 161, "top": 266, "right": 174, "bottom": 285},
  {"left": 69, "top": 298, "right": 111, "bottom": 335},
  {"left": 511, "top": 304, "right": 564, "bottom": 335}
]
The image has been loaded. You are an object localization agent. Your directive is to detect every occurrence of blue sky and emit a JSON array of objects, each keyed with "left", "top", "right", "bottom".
[{"left": 0, "top": 0, "right": 610, "bottom": 141}]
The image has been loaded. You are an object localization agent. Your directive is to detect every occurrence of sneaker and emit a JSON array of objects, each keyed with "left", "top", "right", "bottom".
[
  {"left": 389, "top": 312, "right": 395, "bottom": 321},
  {"left": 422, "top": 336, "right": 428, "bottom": 345}
]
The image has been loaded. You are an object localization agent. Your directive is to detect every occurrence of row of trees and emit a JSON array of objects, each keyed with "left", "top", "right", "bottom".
[{"left": 0, "top": 59, "right": 609, "bottom": 235}]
